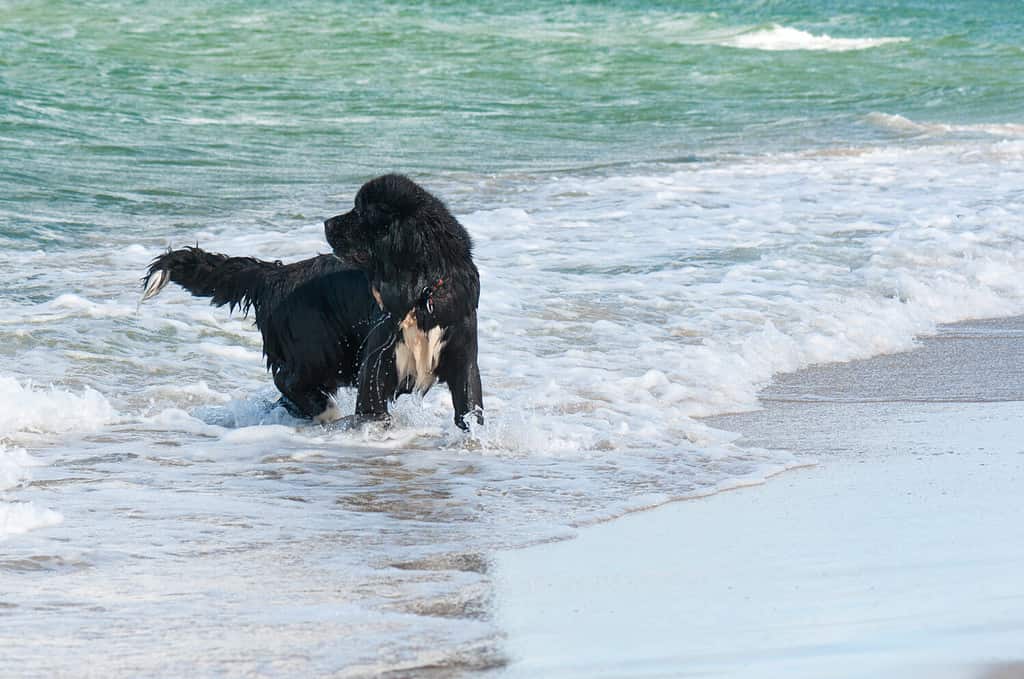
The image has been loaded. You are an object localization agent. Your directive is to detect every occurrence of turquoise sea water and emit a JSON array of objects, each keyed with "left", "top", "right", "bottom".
[
  {"left": 2, "top": 1, "right": 1022, "bottom": 238},
  {"left": 3, "top": 2, "right": 1024, "bottom": 675}
]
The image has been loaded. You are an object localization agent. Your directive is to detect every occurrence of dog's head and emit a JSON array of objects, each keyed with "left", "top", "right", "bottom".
[
  {"left": 325, "top": 174, "right": 478, "bottom": 319},
  {"left": 324, "top": 174, "right": 429, "bottom": 270}
]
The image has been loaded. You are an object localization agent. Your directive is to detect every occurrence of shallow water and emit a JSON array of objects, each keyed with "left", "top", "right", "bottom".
[{"left": 3, "top": 1, "right": 1024, "bottom": 674}]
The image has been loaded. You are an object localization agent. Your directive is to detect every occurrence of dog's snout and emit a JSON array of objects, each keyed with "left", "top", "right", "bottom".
[
  {"left": 323, "top": 220, "right": 334, "bottom": 249},
  {"left": 324, "top": 215, "right": 346, "bottom": 254}
]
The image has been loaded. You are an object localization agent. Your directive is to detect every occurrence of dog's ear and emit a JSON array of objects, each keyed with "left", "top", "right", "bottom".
[
  {"left": 357, "top": 174, "right": 421, "bottom": 230},
  {"left": 359, "top": 200, "right": 397, "bottom": 230}
]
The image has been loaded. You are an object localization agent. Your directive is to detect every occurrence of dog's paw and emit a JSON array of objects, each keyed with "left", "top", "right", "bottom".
[
  {"left": 312, "top": 403, "right": 344, "bottom": 425},
  {"left": 454, "top": 407, "right": 484, "bottom": 431}
]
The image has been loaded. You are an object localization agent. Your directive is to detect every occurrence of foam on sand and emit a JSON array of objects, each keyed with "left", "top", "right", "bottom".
[{"left": 494, "top": 316, "right": 1024, "bottom": 678}]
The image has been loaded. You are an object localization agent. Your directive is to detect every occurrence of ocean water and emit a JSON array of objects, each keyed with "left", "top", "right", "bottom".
[{"left": 2, "top": 1, "right": 1024, "bottom": 674}]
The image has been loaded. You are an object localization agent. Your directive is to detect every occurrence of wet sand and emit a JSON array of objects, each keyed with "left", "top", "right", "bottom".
[{"left": 489, "top": 317, "right": 1024, "bottom": 678}]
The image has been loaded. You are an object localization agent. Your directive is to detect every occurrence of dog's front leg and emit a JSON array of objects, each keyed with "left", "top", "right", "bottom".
[
  {"left": 449, "top": 357, "right": 484, "bottom": 431},
  {"left": 355, "top": 325, "right": 400, "bottom": 424},
  {"left": 445, "top": 319, "right": 484, "bottom": 431}
]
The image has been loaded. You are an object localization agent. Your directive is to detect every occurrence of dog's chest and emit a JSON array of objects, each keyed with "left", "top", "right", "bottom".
[{"left": 395, "top": 310, "right": 446, "bottom": 394}]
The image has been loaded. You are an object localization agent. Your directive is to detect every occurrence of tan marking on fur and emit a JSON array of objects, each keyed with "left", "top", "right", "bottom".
[
  {"left": 371, "top": 286, "right": 384, "bottom": 310},
  {"left": 395, "top": 310, "right": 446, "bottom": 394},
  {"left": 313, "top": 403, "right": 342, "bottom": 424},
  {"left": 140, "top": 268, "right": 170, "bottom": 303}
]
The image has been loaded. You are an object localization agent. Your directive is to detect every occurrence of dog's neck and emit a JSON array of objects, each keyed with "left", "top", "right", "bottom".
[
  {"left": 362, "top": 212, "right": 480, "bottom": 327},
  {"left": 373, "top": 273, "right": 447, "bottom": 321}
]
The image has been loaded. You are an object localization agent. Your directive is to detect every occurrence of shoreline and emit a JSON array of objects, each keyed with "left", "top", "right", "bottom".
[{"left": 488, "top": 316, "right": 1024, "bottom": 678}]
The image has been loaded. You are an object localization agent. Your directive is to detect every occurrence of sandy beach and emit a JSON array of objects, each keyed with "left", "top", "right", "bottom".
[{"left": 490, "top": 317, "right": 1024, "bottom": 678}]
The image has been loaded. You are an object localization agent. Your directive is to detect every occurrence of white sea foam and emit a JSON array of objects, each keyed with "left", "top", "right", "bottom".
[
  {"left": 0, "top": 501, "right": 63, "bottom": 539},
  {"left": 0, "top": 444, "right": 39, "bottom": 492},
  {"left": 867, "top": 112, "right": 1024, "bottom": 138},
  {"left": 0, "top": 376, "right": 116, "bottom": 437},
  {"left": 40, "top": 294, "right": 137, "bottom": 320},
  {"left": 0, "top": 444, "right": 62, "bottom": 539},
  {"left": 462, "top": 141, "right": 1024, "bottom": 438},
  {"left": 197, "top": 341, "right": 263, "bottom": 363},
  {"left": 141, "top": 380, "right": 231, "bottom": 404},
  {"left": 121, "top": 137, "right": 1024, "bottom": 464},
  {"left": 721, "top": 24, "right": 908, "bottom": 52}
]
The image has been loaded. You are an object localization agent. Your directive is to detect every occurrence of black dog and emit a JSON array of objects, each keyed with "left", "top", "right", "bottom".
[
  {"left": 141, "top": 175, "right": 483, "bottom": 430},
  {"left": 324, "top": 174, "right": 484, "bottom": 429}
]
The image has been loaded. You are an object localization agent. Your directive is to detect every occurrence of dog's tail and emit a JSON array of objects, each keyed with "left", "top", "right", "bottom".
[{"left": 141, "top": 246, "right": 281, "bottom": 315}]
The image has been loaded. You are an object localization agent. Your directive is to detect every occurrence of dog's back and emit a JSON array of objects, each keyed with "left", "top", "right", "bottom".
[{"left": 142, "top": 247, "right": 381, "bottom": 418}]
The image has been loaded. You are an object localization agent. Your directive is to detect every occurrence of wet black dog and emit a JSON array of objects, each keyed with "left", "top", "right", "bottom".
[
  {"left": 324, "top": 174, "right": 484, "bottom": 429},
  {"left": 141, "top": 174, "right": 483, "bottom": 430}
]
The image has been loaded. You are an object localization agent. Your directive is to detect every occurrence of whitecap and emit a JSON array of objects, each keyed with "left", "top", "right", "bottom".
[{"left": 722, "top": 24, "right": 908, "bottom": 52}]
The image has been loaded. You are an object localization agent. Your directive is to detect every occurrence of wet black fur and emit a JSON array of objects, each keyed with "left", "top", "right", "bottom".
[
  {"left": 325, "top": 174, "right": 484, "bottom": 429},
  {"left": 143, "top": 248, "right": 383, "bottom": 418},
  {"left": 142, "top": 175, "right": 483, "bottom": 430}
]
